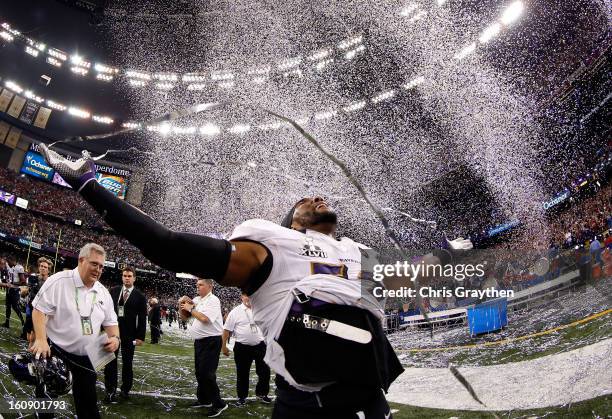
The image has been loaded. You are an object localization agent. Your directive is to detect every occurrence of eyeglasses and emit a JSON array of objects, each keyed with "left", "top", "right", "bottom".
[{"left": 88, "top": 261, "right": 104, "bottom": 271}]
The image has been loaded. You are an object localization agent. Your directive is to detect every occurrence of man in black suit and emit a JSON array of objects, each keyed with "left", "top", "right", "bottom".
[
  {"left": 149, "top": 297, "right": 162, "bottom": 344},
  {"left": 104, "top": 267, "right": 147, "bottom": 403}
]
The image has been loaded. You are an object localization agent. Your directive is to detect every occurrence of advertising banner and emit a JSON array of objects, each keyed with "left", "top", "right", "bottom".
[
  {"left": 0, "top": 190, "right": 15, "bottom": 204},
  {"left": 96, "top": 173, "right": 127, "bottom": 199},
  {"left": 52, "top": 171, "right": 72, "bottom": 189},
  {"left": 0, "top": 89, "right": 14, "bottom": 112},
  {"left": 33, "top": 106, "right": 52, "bottom": 129},
  {"left": 7, "top": 95, "right": 26, "bottom": 119},
  {"left": 19, "top": 101, "right": 40, "bottom": 124},
  {"left": 20, "top": 151, "right": 55, "bottom": 181},
  {"left": 543, "top": 190, "right": 570, "bottom": 210}
]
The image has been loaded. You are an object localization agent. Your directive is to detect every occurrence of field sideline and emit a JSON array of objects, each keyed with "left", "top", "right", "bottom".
[{"left": 0, "top": 291, "right": 610, "bottom": 418}]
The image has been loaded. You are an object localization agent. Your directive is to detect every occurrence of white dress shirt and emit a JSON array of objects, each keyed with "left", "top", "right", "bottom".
[
  {"left": 33, "top": 268, "right": 118, "bottom": 356},
  {"left": 187, "top": 292, "right": 223, "bottom": 339},
  {"left": 224, "top": 304, "right": 264, "bottom": 346}
]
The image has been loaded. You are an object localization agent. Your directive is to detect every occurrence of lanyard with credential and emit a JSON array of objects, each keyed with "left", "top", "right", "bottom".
[
  {"left": 244, "top": 306, "right": 258, "bottom": 334},
  {"left": 75, "top": 286, "right": 97, "bottom": 336}
]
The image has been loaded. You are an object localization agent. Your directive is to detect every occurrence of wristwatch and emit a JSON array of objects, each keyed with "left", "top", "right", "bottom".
[{"left": 110, "top": 335, "right": 121, "bottom": 345}]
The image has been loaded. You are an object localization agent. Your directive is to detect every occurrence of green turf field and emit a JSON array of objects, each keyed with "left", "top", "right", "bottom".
[{"left": 1, "top": 291, "right": 610, "bottom": 418}]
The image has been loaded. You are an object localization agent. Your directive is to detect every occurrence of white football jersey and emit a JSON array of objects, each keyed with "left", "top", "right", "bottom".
[{"left": 229, "top": 219, "right": 383, "bottom": 391}]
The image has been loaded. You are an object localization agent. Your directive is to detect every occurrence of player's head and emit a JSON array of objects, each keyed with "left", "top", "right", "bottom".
[
  {"left": 7, "top": 255, "right": 16, "bottom": 267},
  {"left": 281, "top": 196, "right": 337, "bottom": 231}
]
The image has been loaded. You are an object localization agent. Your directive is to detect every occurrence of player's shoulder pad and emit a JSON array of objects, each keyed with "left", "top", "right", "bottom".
[{"left": 229, "top": 219, "right": 288, "bottom": 242}]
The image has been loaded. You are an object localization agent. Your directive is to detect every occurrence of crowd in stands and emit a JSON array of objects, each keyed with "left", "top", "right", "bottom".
[{"left": 0, "top": 167, "right": 100, "bottom": 225}]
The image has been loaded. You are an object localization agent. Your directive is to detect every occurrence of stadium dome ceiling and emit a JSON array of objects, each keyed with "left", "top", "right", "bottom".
[{"left": 0, "top": 0, "right": 608, "bottom": 159}]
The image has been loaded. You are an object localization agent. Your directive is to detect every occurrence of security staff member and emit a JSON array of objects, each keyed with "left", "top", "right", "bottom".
[
  {"left": 180, "top": 278, "right": 227, "bottom": 417},
  {"left": 30, "top": 243, "right": 120, "bottom": 419},
  {"left": 222, "top": 292, "right": 271, "bottom": 405},
  {"left": 2, "top": 255, "right": 25, "bottom": 328},
  {"left": 104, "top": 266, "right": 147, "bottom": 403}
]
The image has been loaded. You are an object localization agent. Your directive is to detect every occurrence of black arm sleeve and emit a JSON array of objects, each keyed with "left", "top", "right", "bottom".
[{"left": 80, "top": 181, "right": 232, "bottom": 281}]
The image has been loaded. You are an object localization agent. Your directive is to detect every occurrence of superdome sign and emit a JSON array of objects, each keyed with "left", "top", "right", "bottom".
[{"left": 543, "top": 191, "right": 570, "bottom": 210}]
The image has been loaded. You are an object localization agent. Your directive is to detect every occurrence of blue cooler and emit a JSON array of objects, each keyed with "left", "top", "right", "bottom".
[{"left": 467, "top": 298, "right": 508, "bottom": 336}]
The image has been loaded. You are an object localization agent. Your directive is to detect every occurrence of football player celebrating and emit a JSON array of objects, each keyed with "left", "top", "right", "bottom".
[{"left": 41, "top": 145, "right": 418, "bottom": 419}]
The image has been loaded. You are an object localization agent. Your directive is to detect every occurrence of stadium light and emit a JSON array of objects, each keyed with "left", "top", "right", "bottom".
[
  {"left": 307, "top": 49, "right": 331, "bottom": 61},
  {"left": 228, "top": 124, "right": 250, "bottom": 134},
  {"left": 187, "top": 83, "right": 206, "bottom": 90},
  {"left": 315, "top": 110, "right": 337, "bottom": 120},
  {"left": 25, "top": 46, "right": 39, "bottom": 57},
  {"left": 278, "top": 57, "right": 302, "bottom": 70},
  {"left": 371, "top": 90, "right": 396, "bottom": 104},
  {"left": 500, "top": 1, "right": 524, "bottom": 25},
  {"left": 71, "top": 66, "right": 88, "bottom": 76},
  {"left": 68, "top": 107, "right": 90, "bottom": 119},
  {"left": 403, "top": 76, "right": 425, "bottom": 89},
  {"left": 345, "top": 45, "right": 365, "bottom": 60},
  {"left": 337, "top": 35, "right": 362, "bottom": 50},
  {"left": 122, "top": 122, "right": 141, "bottom": 129},
  {"left": 155, "top": 82, "right": 174, "bottom": 90},
  {"left": 129, "top": 79, "right": 147, "bottom": 87},
  {"left": 24, "top": 90, "right": 43, "bottom": 103},
  {"left": 173, "top": 126, "right": 196, "bottom": 134},
  {"left": 92, "top": 115, "right": 114, "bottom": 124},
  {"left": 46, "top": 100, "right": 66, "bottom": 111},
  {"left": 343, "top": 100, "right": 366, "bottom": 112},
  {"left": 70, "top": 54, "right": 84, "bottom": 65},
  {"left": 183, "top": 74, "right": 207, "bottom": 82},
  {"left": 200, "top": 123, "right": 220, "bottom": 136},
  {"left": 218, "top": 81, "right": 234, "bottom": 88},
  {"left": 479, "top": 22, "right": 502, "bottom": 43},
  {"left": 48, "top": 48, "right": 67, "bottom": 61},
  {"left": 46, "top": 57, "right": 62, "bottom": 67},
  {"left": 159, "top": 123, "right": 171, "bottom": 135},
  {"left": 96, "top": 74, "right": 113, "bottom": 81},
  {"left": 455, "top": 43, "right": 477, "bottom": 60},
  {"left": 0, "top": 30, "right": 14, "bottom": 42},
  {"left": 5, "top": 80, "right": 23, "bottom": 94},
  {"left": 315, "top": 58, "right": 334, "bottom": 71}
]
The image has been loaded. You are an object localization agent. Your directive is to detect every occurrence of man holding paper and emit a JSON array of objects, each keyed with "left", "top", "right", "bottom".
[{"left": 30, "top": 243, "right": 119, "bottom": 419}]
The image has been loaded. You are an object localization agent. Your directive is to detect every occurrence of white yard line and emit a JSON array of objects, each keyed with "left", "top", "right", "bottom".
[{"left": 387, "top": 338, "right": 612, "bottom": 410}]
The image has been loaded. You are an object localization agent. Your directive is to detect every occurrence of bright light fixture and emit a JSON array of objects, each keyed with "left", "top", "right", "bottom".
[
  {"left": 5, "top": 80, "right": 23, "bottom": 94},
  {"left": 68, "top": 107, "right": 90, "bottom": 119},
  {"left": 200, "top": 123, "right": 220, "bottom": 136},
  {"left": 479, "top": 22, "right": 502, "bottom": 43},
  {"left": 455, "top": 43, "right": 477, "bottom": 59},
  {"left": 500, "top": 1, "right": 524, "bottom": 26}
]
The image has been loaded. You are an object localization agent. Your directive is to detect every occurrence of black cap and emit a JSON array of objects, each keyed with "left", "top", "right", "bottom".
[{"left": 280, "top": 205, "right": 297, "bottom": 229}]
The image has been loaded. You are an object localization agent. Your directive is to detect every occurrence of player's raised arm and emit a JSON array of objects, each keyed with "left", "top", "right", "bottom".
[{"left": 40, "top": 144, "right": 266, "bottom": 288}]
